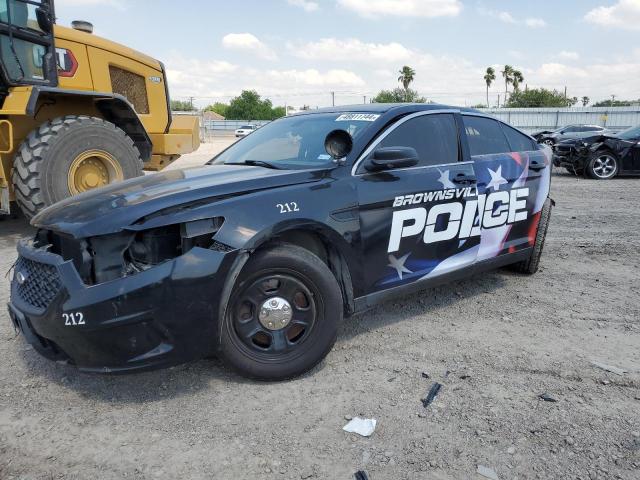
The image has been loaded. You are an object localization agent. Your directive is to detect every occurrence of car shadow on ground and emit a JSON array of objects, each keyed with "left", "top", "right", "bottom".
[{"left": 15, "top": 270, "right": 508, "bottom": 405}]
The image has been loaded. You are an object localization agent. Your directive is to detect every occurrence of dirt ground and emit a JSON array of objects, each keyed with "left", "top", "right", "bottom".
[{"left": 0, "top": 154, "right": 639, "bottom": 479}]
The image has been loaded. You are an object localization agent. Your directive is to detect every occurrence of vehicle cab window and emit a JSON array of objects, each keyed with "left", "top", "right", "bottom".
[
  {"left": 370, "top": 113, "right": 459, "bottom": 169},
  {"left": 462, "top": 116, "right": 511, "bottom": 156},
  {"left": 501, "top": 123, "right": 537, "bottom": 152}
]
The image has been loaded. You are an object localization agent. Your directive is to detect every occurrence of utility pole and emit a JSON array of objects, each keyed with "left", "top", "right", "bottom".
[
  {"left": 189, "top": 96, "right": 194, "bottom": 111},
  {"left": 497, "top": 93, "right": 500, "bottom": 108},
  {"left": 563, "top": 86, "right": 567, "bottom": 102},
  {"left": 611, "top": 94, "right": 616, "bottom": 105},
  {"left": 331, "top": 91, "right": 335, "bottom": 107},
  {"left": 363, "top": 95, "right": 366, "bottom": 104}
]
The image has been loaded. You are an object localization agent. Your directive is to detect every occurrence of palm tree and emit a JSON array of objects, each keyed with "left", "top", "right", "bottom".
[
  {"left": 397, "top": 66, "right": 416, "bottom": 101},
  {"left": 512, "top": 70, "right": 524, "bottom": 92},
  {"left": 582, "top": 96, "right": 590, "bottom": 107},
  {"left": 501, "top": 65, "right": 514, "bottom": 99},
  {"left": 483, "top": 67, "right": 496, "bottom": 108}
]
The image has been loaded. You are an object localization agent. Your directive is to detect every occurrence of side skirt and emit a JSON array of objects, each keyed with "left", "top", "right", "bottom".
[{"left": 353, "top": 248, "right": 533, "bottom": 314}]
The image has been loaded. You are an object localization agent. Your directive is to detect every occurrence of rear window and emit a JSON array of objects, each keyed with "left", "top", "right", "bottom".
[
  {"left": 501, "top": 124, "right": 537, "bottom": 152},
  {"left": 463, "top": 116, "right": 511, "bottom": 156}
]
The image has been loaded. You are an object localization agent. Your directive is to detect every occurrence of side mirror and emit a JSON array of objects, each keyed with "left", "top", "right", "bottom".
[
  {"left": 324, "top": 129, "right": 353, "bottom": 160},
  {"left": 36, "top": 7, "right": 53, "bottom": 33},
  {"left": 365, "top": 147, "right": 419, "bottom": 172}
]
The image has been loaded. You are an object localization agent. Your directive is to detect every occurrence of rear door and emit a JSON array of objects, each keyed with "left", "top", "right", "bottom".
[
  {"left": 461, "top": 115, "right": 542, "bottom": 262},
  {"left": 0, "top": 0, "right": 57, "bottom": 86},
  {"left": 355, "top": 112, "right": 479, "bottom": 295}
]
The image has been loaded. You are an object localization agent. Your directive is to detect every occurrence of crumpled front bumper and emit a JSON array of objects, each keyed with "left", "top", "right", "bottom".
[{"left": 8, "top": 239, "right": 237, "bottom": 373}]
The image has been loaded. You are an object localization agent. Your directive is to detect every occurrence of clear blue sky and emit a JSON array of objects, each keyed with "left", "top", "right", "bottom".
[{"left": 55, "top": 0, "right": 640, "bottom": 108}]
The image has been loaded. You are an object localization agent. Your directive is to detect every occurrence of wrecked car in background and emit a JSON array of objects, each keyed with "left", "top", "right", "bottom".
[
  {"left": 553, "top": 125, "right": 640, "bottom": 179},
  {"left": 532, "top": 124, "right": 613, "bottom": 146},
  {"left": 8, "top": 104, "right": 552, "bottom": 380}
]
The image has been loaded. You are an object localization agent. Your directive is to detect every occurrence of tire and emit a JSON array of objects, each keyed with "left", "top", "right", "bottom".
[
  {"left": 12, "top": 116, "right": 143, "bottom": 218},
  {"left": 220, "top": 244, "right": 342, "bottom": 380},
  {"left": 586, "top": 151, "right": 618, "bottom": 180},
  {"left": 511, "top": 198, "right": 552, "bottom": 275}
]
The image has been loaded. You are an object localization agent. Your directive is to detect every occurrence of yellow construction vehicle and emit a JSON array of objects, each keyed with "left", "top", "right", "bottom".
[{"left": 0, "top": 0, "right": 199, "bottom": 218}]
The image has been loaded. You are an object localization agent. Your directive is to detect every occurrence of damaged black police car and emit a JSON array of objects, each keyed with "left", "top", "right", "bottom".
[{"left": 8, "top": 105, "right": 553, "bottom": 380}]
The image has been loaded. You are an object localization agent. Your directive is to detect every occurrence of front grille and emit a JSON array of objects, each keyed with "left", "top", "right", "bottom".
[{"left": 14, "top": 257, "right": 63, "bottom": 310}]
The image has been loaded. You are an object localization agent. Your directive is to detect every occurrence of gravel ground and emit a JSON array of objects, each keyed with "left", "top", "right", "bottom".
[{"left": 0, "top": 164, "right": 639, "bottom": 480}]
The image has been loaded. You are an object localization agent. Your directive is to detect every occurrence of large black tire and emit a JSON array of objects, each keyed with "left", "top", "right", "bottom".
[
  {"left": 12, "top": 116, "right": 143, "bottom": 218},
  {"left": 220, "top": 244, "right": 342, "bottom": 380},
  {"left": 585, "top": 151, "right": 618, "bottom": 180},
  {"left": 511, "top": 198, "right": 552, "bottom": 275}
]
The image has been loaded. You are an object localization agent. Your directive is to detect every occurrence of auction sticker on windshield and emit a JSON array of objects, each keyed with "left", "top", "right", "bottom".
[{"left": 335, "top": 113, "right": 380, "bottom": 122}]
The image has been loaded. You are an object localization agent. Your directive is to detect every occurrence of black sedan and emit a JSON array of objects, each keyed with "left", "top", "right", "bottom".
[
  {"left": 8, "top": 104, "right": 552, "bottom": 380},
  {"left": 553, "top": 125, "right": 640, "bottom": 179}
]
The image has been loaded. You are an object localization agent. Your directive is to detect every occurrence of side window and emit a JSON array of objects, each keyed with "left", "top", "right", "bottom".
[
  {"left": 374, "top": 114, "right": 459, "bottom": 167},
  {"left": 462, "top": 116, "right": 511, "bottom": 156},
  {"left": 584, "top": 126, "right": 601, "bottom": 132},
  {"left": 501, "top": 124, "right": 537, "bottom": 152}
]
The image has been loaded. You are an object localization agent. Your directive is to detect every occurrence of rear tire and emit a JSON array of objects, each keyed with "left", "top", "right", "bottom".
[
  {"left": 12, "top": 115, "right": 143, "bottom": 218},
  {"left": 511, "top": 198, "right": 552, "bottom": 275},
  {"left": 220, "top": 244, "right": 342, "bottom": 380}
]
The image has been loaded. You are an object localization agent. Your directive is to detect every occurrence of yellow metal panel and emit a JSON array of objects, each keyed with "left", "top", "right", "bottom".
[
  {"left": 149, "top": 116, "right": 200, "bottom": 155},
  {"left": 0, "top": 87, "right": 33, "bottom": 115},
  {"left": 87, "top": 46, "right": 169, "bottom": 135},
  {"left": 55, "top": 39, "right": 94, "bottom": 91},
  {"left": 54, "top": 25, "right": 161, "bottom": 70}
]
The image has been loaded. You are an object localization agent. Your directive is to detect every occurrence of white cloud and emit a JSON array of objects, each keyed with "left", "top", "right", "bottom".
[
  {"left": 556, "top": 50, "right": 580, "bottom": 61},
  {"left": 478, "top": 7, "right": 547, "bottom": 28},
  {"left": 289, "top": 38, "right": 414, "bottom": 63},
  {"left": 585, "top": 0, "right": 640, "bottom": 30},
  {"left": 337, "top": 0, "right": 463, "bottom": 18},
  {"left": 497, "top": 11, "right": 516, "bottom": 23},
  {"left": 266, "top": 69, "right": 365, "bottom": 87},
  {"left": 524, "top": 17, "right": 547, "bottom": 28},
  {"left": 222, "top": 33, "right": 277, "bottom": 61},
  {"left": 287, "top": 0, "right": 320, "bottom": 12}
]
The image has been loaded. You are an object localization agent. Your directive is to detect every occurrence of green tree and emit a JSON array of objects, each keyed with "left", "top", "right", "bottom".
[
  {"left": 582, "top": 96, "right": 590, "bottom": 107},
  {"left": 170, "top": 99, "right": 194, "bottom": 111},
  {"left": 397, "top": 65, "right": 416, "bottom": 101},
  {"left": 592, "top": 99, "right": 638, "bottom": 107},
  {"left": 512, "top": 70, "right": 524, "bottom": 92},
  {"left": 506, "top": 88, "right": 576, "bottom": 108},
  {"left": 501, "top": 65, "right": 514, "bottom": 98},
  {"left": 204, "top": 102, "right": 229, "bottom": 118},
  {"left": 224, "top": 90, "right": 285, "bottom": 120},
  {"left": 483, "top": 67, "right": 496, "bottom": 108},
  {"left": 373, "top": 87, "right": 426, "bottom": 103}
]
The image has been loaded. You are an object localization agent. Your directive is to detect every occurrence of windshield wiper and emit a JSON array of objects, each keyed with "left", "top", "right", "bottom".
[{"left": 226, "top": 160, "right": 282, "bottom": 169}]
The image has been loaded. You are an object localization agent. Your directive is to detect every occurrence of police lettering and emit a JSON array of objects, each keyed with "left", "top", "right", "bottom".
[{"left": 387, "top": 188, "right": 529, "bottom": 253}]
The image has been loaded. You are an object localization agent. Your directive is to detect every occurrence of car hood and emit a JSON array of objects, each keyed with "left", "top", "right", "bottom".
[{"left": 33, "top": 164, "right": 328, "bottom": 238}]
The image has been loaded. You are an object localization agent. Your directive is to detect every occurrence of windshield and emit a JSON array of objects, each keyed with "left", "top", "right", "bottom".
[
  {"left": 239, "top": 125, "right": 254, "bottom": 130},
  {"left": 212, "top": 113, "right": 377, "bottom": 169},
  {"left": 616, "top": 125, "right": 640, "bottom": 140}
]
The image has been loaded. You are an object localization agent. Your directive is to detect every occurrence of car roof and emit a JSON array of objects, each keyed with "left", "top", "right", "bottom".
[{"left": 291, "top": 103, "right": 483, "bottom": 116}]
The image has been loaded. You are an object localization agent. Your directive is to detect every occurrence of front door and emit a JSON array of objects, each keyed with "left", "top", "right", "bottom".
[
  {"left": 355, "top": 112, "right": 479, "bottom": 295},
  {"left": 0, "top": 0, "right": 57, "bottom": 87}
]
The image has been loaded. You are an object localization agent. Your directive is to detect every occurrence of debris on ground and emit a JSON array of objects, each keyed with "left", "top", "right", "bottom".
[
  {"left": 421, "top": 371, "right": 430, "bottom": 379},
  {"left": 590, "top": 360, "right": 627, "bottom": 376},
  {"left": 343, "top": 417, "right": 377, "bottom": 437},
  {"left": 539, "top": 392, "right": 558, "bottom": 402},
  {"left": 421, "top": 382, "right": 442, "bottom": 408},
  {"left": 354, "top": 470, "right": 369, "bottom": 480},
  {"left": 477, "top": 464, "right": 499, "bottom": 480}
]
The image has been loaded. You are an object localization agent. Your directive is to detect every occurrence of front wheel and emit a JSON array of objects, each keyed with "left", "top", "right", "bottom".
[
  {"left": 586, "top": 152, "right": 618, "bottom": 180},
  {"left": 220, "top": 244, "right": 342, "bottom": 380}
]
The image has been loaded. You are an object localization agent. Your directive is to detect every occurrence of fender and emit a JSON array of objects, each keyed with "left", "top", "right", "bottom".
[{"left": 27, "top": 86, "right": 152, "bottom": 161}]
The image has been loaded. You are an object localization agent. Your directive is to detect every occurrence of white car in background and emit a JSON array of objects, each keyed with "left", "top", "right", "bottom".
[{"left": 235, "top": 125, "right": 257, "bottom": 137}]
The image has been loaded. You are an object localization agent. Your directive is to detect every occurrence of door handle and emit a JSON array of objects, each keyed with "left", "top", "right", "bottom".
[
  {"left": 452, "top": 173, "right": 476, "bottom": 185},
  {"left": 529, "top": 161, "right": 546, "bottom": 171}
]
